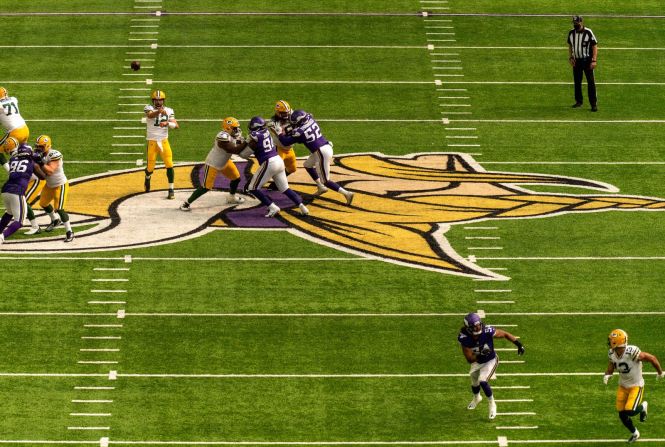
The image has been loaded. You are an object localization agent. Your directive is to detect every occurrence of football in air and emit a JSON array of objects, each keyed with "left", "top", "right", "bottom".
[{"left": 130, "top": 60, "right": 141, "bottom": 71}]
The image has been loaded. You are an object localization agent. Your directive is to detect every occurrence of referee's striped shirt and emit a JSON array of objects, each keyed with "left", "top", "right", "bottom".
[{"left": 567, "top": 27, "right": 598, "bottom": 59}]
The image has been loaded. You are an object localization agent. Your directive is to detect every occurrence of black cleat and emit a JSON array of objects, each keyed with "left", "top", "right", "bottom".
[
  {"left": 64, "top": 231, "right": 75, "bottom": 243},
  {"left": 167, "top": 189, "right": 175, "bottom": 200},
  {"left": 572, "top": 102, "right": 583, "bottom": 108},
  {"left": 45, "top": 219, "right": 62, "bottom": 232},
  {"left": 591, "top": 105, "right": 598, "bottom": 112}
]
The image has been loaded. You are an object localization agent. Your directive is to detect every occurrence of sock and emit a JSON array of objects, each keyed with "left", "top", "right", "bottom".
[
  {"left": 479, "top": 381, "right": 493, "bottom": 398},
  {"left": 284, "top": 188, "right": 303, "bottom": 206},
  {"left": 27, "top": 205, "right": 36, "bottom": 222},
  {"left": 44, "top": 205, "right": 56, "bottom": 221},
  {"left": 251, "top": 189, "right": 271, "bottom": 207},
  {"left": 166, "top": 167, "right": 174, "bottom": 184},
  {"left": 305, "top": 167, "right": 319, "bottom": 181},
  {"left": 0, "top": 213, "right": 11, "bottom": 232},
  {"left": 186, "top": 186, "right": 208, "bottom": 204},
  {"left": 471, "top": 385, "right": 481, "bottom": 395},
  {"left": 229, "top": 178, "right": 240, "bottom": 195},
  {"left": 57, "top": 209, "right": 69, "bottom": 223},
  {"left": 64, "top": 221, "right": 72, "bottom": 232},
  {"left": 619, "top": 411, "right": 636, "bottom": 433},
  {"left": 3, "top": 220, "right": 21, "bottom": 239},
  {"left": 144, "top": 168, "right": 152, "bottom": 179}
]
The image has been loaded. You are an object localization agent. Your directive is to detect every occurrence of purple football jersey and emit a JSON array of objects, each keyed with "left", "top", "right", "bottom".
[
  {"left": 250, "top": 128, "right": 278, "bottom": 164},
  {"left": 279, "top": 115, "right": 329, "bottom": 153},
  {"left": 458, "top": 325, "right": 497, "bottom": 364},
  {"left": 2, "top": 144, "right": 35, "bottom": 195}
]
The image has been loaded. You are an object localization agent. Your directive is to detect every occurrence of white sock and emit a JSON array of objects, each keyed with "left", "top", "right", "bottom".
[
  {"left": 48, "top": 211, "right": 57, "bottom": 221},
  {"left": 30, "top": 219, "right": 38, "bottom": 228},
  {"left": 64, "top": 221, "right": 72, "bottom": 232},
  {"left": 169, "top": 183, "right": 174, "bottom": 189}
]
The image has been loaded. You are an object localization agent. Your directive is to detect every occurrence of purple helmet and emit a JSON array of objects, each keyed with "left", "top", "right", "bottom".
[
  {"left": 248, "top": 116, "right": 266, "bottom": 131},
  {"left": 14, "top": 143, "right": 33, "bottom": 158},
  {"left": 463, "top": 312, "right": 483, "bottom": 335},
  {"left": 289, "top": 109, "right": 309, "bottom": 126}
]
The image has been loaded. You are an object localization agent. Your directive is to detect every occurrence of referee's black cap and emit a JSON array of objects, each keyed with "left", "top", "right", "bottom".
[{"left": 572, "top": 15, "right": 583, "bottom": 23}]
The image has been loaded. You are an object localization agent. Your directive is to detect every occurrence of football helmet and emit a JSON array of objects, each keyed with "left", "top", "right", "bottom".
[
  {"left": 275, "top": 100, "right": 292, "bottom": 120},
  {"left": 0, "top": 87, "right": 7, "bottom": 99},
  {"left": 289, "top": 109, "right": 309, "bottom": 127},
  {"left": 35, "top": 135, "right": 52, "bottom": 154},
  {"left": 608, "top": 329, "right": 628, "bottom": 350},
  {"left": 464, "top": 312, "right": 484, "bottom": 336},
  {"left": 15, "top": 144, "right": 33, "bottom": 158},
  {"left": 248, "top": 116, "right": 267, "bottom": 131},
  {"left": 2, "top": 136, "right": 20, "bottom": 154},
  {"left": 222, "top": 117, "right": 241, "bottom": 137},
  {"left": 151, "top": 90, "right": 166, "bottom": 106}
]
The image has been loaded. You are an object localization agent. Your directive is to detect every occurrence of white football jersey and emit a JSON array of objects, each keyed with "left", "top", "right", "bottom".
[
  {"left": 608, "top": 345, "right": 644, "bottom": 388},
  {"left": 0, "top": 96, "right": 26, "bottom": 131},
  {"left": 43, "top": 149, "right": 68, "bottom": 188},
  {"left": 268, "top": 116, "right": 292, "bottom": 150},
  {"left": 144, "top": 105, "right": 175, "bottom": 141},
  {"left": 204, "top": 130, "right": 237, "bottom": 169}
]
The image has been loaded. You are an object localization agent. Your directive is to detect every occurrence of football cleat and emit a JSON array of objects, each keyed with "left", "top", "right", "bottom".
[
  {"left": 628, "top": 429, "right": 640, "bottom": 443},
  {"left": 314, "top": 183, "right": 328, "bottom": 196},
  {"left": 167, "top": 189, "right": 175, "bottom": 200},
  {"left": 467, "top": 394, "right": 482, "bottom": 410},
  {"left": 265, "top": 203, "right": 280, "bottom": 218},
  {"left": 608, "top": 329, "right": 628, "bottom": 351},
  {"left": 275, "top": 100, "right": 292, "bottom": 120},
  {"left": 344, "top": 191, "right": 354, "bottom": 206},
  {"left": 222, "top": 117, "right": 242, "bottom": 137},
  {"left": 248, "top": 116, "right": 267, "bottom": 131},
  {"left": 45, "top": 218, "right": 62, "bottom": 232},
  {"left": 64, "top": 231, "right": 74, "bottom": 243},
  {"left": 35, "top": 135, "right": 52, "bottom": 154},
  {"left": 227, "top": 194, "right": 245, "bottom": 204},
  {"left": 640, "top": 401, "right": 648, "bottom": 422},
  {"left": 299, "top": 203, "right": 309, "bottom": 216},
  {"left": 179, "top": 202, "right": 191, "bottom": 211},
  {"left": 144, "top": 176, "right": 151, "bottom": 192},
  {"left": 24, "top": 226, "right": 41, "bottom": 235},
  {"left": 488, "top": 400, "right": 497, "bottom": 420}
]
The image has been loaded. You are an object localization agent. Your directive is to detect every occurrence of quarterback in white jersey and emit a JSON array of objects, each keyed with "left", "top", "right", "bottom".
[
  {"left": 34, "top": 135, "right": 74, "bottom": 242},
  {"left": 143, "top": 89, "right": 179, "bottom": 199},
  {"left": 180, "top": 117, "right": 247, "bottom": 211},
  {"left": 604, "top": 329, "right": 664, "bottom": 443}
]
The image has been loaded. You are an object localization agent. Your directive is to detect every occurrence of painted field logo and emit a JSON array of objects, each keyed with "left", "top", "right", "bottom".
[{"left": 5, "top": 153, "right": 664, "bottom": 279}]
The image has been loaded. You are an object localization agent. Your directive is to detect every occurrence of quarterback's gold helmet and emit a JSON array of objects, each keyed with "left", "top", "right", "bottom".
[
  {"left": 222, "top": 117, "right": 241, "bottom": 137},
  {"left": 151, "top": 90, "right": 166, "bottom": 100},
  {"left": 275, "top": 100, "right": 292, "bottom": 120},
  {"left": 0, "top": 87, "right": 7, "bottom": 99},
  {"left": 2, "top": 136, "right": 20, "bottom": 154},
  {"left": 35, "top": 134, "right": 52, "bottom": 153},
  {"left": 608, "top": 329, "right": 628, "bottom": 350}
]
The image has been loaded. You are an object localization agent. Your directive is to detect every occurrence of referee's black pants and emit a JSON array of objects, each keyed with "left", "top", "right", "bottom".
[{"left": 572, "top": 58, "right": 597, "bottom": 106}]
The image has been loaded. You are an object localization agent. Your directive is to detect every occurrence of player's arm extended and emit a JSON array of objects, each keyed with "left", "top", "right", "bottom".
[
  {"left": 42, "top": 158, "right": 60, "bottom": 176},
  {"left": 495, "top": 328, "right": 525, "bottom": 355},
  {"left": 218, "top": 138, "right": 246, "bottom": 155},
  {"left": 639, "top": 351, "right": 664, "bottom": 376},
  {"left": 33, "top": 163, "right": 47, "bottom": 180},
  {"left": 278, "top": 132, "right": 298, "bottom": 147}
]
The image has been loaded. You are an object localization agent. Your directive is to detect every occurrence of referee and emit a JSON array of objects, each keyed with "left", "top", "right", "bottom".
[{"left": 567, "top": 16, "right": 598, "bottom": 111}]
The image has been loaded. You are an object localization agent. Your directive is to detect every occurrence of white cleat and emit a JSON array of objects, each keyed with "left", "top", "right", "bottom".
[
  {"left": 179, "top": 202, "right": 191, "bottom": 211},
  {"left": 24, "top": 226, "right": 41, "bottom": 235},
  {"left": 265, "top": 203, "right": 280, "bottom": 218},
  {"left": 467, "top": 394, "right": 482, "bottom": 410},
  {"left": 489, "top": 400, "right": 497, "bottom": 420},
  {"left": 299, "top": 203, "right": 310, "bottom": 216},
  {"left": 314, "top": 184, "right": 328, "bottom": 196},
  {"left": 628, "top": 429, "right": 640, "bottom": 443},
  {"left": 344, "top": 191, "right": 354, "bottom": 206},
  {"left": 227, "top": 194, "right": 246, "bottom": 204}
]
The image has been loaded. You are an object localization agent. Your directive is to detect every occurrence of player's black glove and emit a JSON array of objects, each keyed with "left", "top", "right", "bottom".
[{"left": 514, "top": 340, "right": 525, "bottom": 356}]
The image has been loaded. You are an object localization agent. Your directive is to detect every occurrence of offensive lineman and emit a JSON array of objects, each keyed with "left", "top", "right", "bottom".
[
  {"left": 458, "top": 312, "right": 525, "bottom": 419},
  {"left": 144, "top": 90, "right": 179, "bottom": 199},
  {"left": 180, "top": 117, "right": 247, "bottom": 211},
  {"left": 604, "top": 329, "right": 664, "bottom": 443},
  {"left": 0, "top": 86, "right": 30, "bottom": 172}
]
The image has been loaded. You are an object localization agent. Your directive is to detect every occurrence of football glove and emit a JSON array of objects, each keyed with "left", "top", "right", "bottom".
[
  {"left": 603, "top": 374, "right": 612, "bottom": 385},
  {"left": 514, "top": 340, "right": 525, "bottom": 356}
]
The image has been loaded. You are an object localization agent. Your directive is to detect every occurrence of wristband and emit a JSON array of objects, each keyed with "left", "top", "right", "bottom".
[{"left": 168, "top": 122, "right": 176, "bottom": 129}]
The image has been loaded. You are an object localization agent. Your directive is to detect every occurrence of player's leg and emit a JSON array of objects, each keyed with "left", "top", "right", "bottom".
[
  {"left": 478, "top": 357, "right": 499, "bottom": 419},
  {"left": 617, "top": 386, "right": 640, "bottom": 441},
  {"left": 145, "top": 140, "right": 159, "bottom": 192},
  {"left": 181, "top": 165, "right": 214, "bottom": 210},
  {"left": 161, "top": 139, "right": 175, "bottom": 199},
  {"left": 316, "top": 146, "right": 353, "bottom": 205},
  {"left": 221, "top": 161, "right": 245, "bottom": 204},
  {"left": 248, "top": 159, "right": 279, "bottom": 217},
  {"left": 467, "top": 363, "right": 483, "bottom": 410},
  {"left": 0, "top": 194, "right": 27, "bottom": 242},
  {"left": 273, "top": 160, "right": 308, "bottom": 215},
  {"left": 280, "top": 148, "right": 297, "bottom": 176},
  {"left": 24, "top": 178, "right": 44, "bottom": 234},
  {"left": 53, "top": 184, "right": 74, "bottom": 242},
  {"left": 40, "top": 187, "right": 61, "bottom": 231},
  {"left": 302, "top": 152, "right": 329, "bottom": 196}
]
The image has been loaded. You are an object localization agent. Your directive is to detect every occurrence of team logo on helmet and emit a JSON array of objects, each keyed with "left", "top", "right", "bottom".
[
  {"left": 151, "top": 90, "right": 166, "bottom": 100},
  {"left": 3, "top": 152, "right": 665, "bottom": 281},
  {"left": 222, "top": 117, "right": 241, "bottom": 137},
  {"left": 608, "top": 329, "right": 628, "bottom": 350},
  {"left": 275, "top": 100, "right": 292, "bottom": 120},
  {"left": 35, "top": 135, "right": 52, "bottom": 153},
  {"left": 2, "top": 136, "right": 20, "bottom": 154}
]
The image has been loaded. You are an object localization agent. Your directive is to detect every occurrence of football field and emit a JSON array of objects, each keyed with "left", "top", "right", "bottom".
[{"left": 1, "top": 0, "right": 665, "bottom": 445}]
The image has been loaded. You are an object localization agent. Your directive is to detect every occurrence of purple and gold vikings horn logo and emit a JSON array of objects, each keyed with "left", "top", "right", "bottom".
[{"left": 6, "top": 153, "right": 665, "bottom": 279}]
